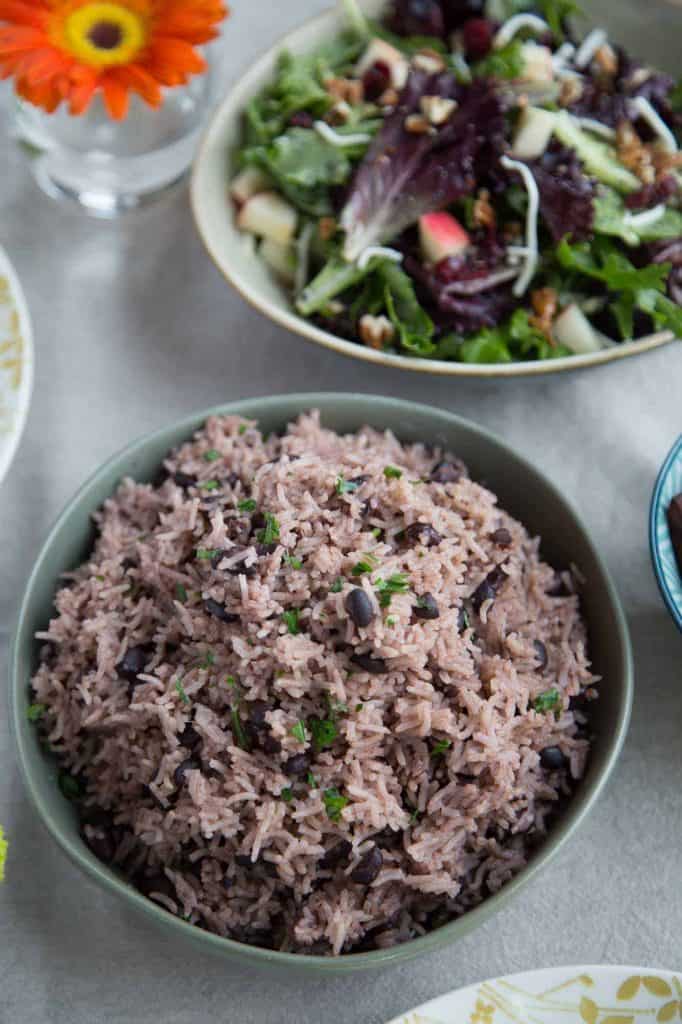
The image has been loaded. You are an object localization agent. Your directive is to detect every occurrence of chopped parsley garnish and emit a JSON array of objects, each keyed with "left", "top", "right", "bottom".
[
  {"left": 335, "top": 475, "right": 360, "bottom": 495},
  {"left": 26, "top": 703, "right": 46, "bottom": 722},
  {"left": 384, "top": 465, "right": 403, "bottom": 480},
  {"left": 281, "top": 787, "right": 294, "bottom": 803},
  {"left": 533, "top": 689, "right": 561, "bottom": 715},
  {"left": 306, "top": 771, "right": 318, "bottom": 789},
  {"left": 196, "top": 548, "right": 219, "bottom": 561},
  {"left": 375, "top": 573, "right": 410, "bottom": 608},
  {"left": 284, "top": 553, "right": 303, "bottom": 570},
  {"left": 330, "top": 578, "right": 344, "bottom": 593},
  {"left": 386, "top": 617, "right": 396, "bottom": 627},
  {"left": 0, "top": 826, "right": 6, "bottom": 882},
  {"left": 200, "top": 651, "right": 215, "bottom": 669},
  {"left": 355, "top": 703, "right": 364, "bottom": 712},
  {"left": 409, "top": 807, "right": 421, "bottom": 826},
  {"left": 351, "top": 554, "right": 379, "bottom": 576},
  {"left": 203, "top": 449, "right": 221, "bottom": 463},
  {"left": 238, "top": 498, "right": 257, "bottom": 513},
  {"left": 226, "top": 674, "right": 238, "bottom": 689},
  {"left": 58, "top": 772, "right": 82, "bottom": 801},
  {"left": 95, "top": 575, "right": 104, "bottom": 582},
  {"left": 431, "top": 739, "right": 452, "bottom": 758},
  {"left": 238, "top": 423, "right": 248, "bottom": 435},
  {"left": 325, "top": 693, "right": 347, "bottom": 718},
  {"left": 460, "top": 609, "right": 470, "bottom": 630},
  {"left": 175, "top": 583, "right": 188, "bottom": 603},
  {"left": 291, "top": 720, "right": 307, "bottom": 744},
  {"left": 322, "top": 788, "right": 349, "bottom": 822},
  {"left": 175, "top": 679, "right": 190, "bottom": 705},
  {"left": 231, "top": 708, "right": 250, "bottom": 750},
  {"left": 309, "top": 717, "right": 339, "bottom": 752},
  {"left": 371, "top": 527, "right": 382, "bottom": 539},
  {"left": 200, "top": 480, "right": 220, "bottom": 491},
  {"left": 257, "top": 513, "right": 280, "bottom": 545},
  {"left": 282, "top": 609, "right": 301, "bottom": 635}
]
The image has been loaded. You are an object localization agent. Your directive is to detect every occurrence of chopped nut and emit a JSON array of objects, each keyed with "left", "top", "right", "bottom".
[
  {"left": 652, "top": 149, "right": 682, "bottom": 177},
  {"left": 318, "top": 217, "right": 337, "bottom": 242},
  {"left": 359, "top": 314, "right": 395, "bottom": 350},
  {"left": 472, "top": 189, "right": 496, "bottom": 231},
  {"left": 325, "top": 76, "right": 364, "bottom": 105},
  {"left": 594, "top": 43, "right": 618, "bottom": 76},
  {"left": 405, "top": 113, "right": 435, "bottom": 135},
  {"left": 326, "top": 300, "right": 345, "bottom": 315},
  {"left": 529, "top": 287, "right": 558, "bottom": 340},
  {"left": 420, "top": 95, "right": 457, "bottom": 126},
  {"left": 412, "top": 49, "right": 446, "bottom": 74},
  {"left": 559, "top": 74, "right": 584, "bottom": 107},
  {"left": 326, "top": 100, "right": 352, "bottom": 126},
  {"left": 378, "top": 87, "right": 399, "bottom": 108},
  {"left": 616, "top": 119, "right": 657, "bottom": 184}
]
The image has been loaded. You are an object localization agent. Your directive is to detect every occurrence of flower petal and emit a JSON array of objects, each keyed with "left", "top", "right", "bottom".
[{"left": 101, "top": 72, "right": 130, "bottom": 119}]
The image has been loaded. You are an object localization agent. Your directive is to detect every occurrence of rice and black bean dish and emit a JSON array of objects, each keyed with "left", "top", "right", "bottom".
[{"left": 30, "top": 412, "right": 598, "bottom": 955}]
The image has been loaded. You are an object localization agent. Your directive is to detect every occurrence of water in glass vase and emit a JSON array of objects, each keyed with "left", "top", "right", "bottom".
[{"left": 14, "top": 69, "right": 212, "bottom": 217}]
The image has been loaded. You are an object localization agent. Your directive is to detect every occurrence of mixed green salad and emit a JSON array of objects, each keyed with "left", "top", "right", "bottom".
[{"left": 230, "top": 0, "right": 682, "bottom": 364}]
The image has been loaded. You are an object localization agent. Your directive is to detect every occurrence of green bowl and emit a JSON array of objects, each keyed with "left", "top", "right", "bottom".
[{"left": 10, "top": 394, "right": 633, "bottom": 974}]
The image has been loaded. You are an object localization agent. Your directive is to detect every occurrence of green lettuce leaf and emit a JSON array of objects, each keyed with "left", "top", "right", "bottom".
[
  {"left": 379, "top": 263, "right": 436, "bottom": 355},
  {"left": 474, "top": 38, "right": 525, "bottom": 80},
  {"left": 594, "top": 187, "right": 682, "bottom": 245},
  {"left": 244, "top": 128, "right": 353, "bottom": 216}
]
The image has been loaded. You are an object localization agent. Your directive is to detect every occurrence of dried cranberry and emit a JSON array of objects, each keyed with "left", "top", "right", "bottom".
[
  {"left": 289, "top": 111, "right": 314, "bottom": 129},
  {"left": 362, "top": 61, "right": 391, "bottom": 101},
  {"left": 462, "top": 17, "right": 494, "bottom": 60},
  {"left": 388, "top": 0, "right": 445, "bottom": 38},
  {"left": 442, "top": 0, "right": 485, "bottom": 31}
]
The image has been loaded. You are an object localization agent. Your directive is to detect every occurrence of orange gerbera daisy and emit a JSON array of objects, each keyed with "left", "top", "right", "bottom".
[{"left": 0, "top": 0, "right": 228, "bottom": 120}]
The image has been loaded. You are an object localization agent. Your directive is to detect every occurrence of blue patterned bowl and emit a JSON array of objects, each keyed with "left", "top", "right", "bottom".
[{"left": 650, "top": 435, "right": 682, "bottom": 633}]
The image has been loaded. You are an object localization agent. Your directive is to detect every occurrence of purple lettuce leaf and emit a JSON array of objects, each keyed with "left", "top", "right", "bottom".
[
  {"left": 528, "top": 143, "right": 596, "bottom": 243},
  {"left": 340, "top": 75, "right": 505, "bottom": 261}
]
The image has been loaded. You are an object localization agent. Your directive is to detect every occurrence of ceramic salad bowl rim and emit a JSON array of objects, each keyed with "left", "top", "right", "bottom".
[
  {"left": 649, "top": 433, "right": 682, "bottom": 634},
  {"left": 0, "top": 245, "right": 34, "bottom": 486},
  {"left": 190, "top": 1, "right": 675, "bottom": 379},
  {"left": 10, "top": 393, "right": 633, "bottom": 973}
]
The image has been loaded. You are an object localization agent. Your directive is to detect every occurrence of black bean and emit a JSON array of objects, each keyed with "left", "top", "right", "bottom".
[
  {"left": 116, "top": 643, "right": 154, "bottom": 685},
  {"left": 491, "top": 528, "right": 512, "bottom": 547},
  {"left": 203, "top": 598, "right": 239, "bottom": 624},
  {"left": 403, "top": 522, "right": 443, "bottom": 547},
  {"left": 345, "top": 588, "right": 375, "bottom": 628},
  {"left": 350, "top": 653, "right": 388, "bottom": 674},
  {"left": 375, "top": 826, "right": 403, "bottom": 851},
  {"left": 256, "top": 543, "right": 278, "bottom": 556},
  {"left": 349, "top": 475, "right": 369, "bottom": 488},
  {"left": 174, "top": 757, "right": 200, "bottom": 787},
  {"left": 471, "top": 565, "right": 507, "bottom": 613},
  {"left": 262, "top": 734, "right": 282, "bottom": 755},
  {"left": 173, "top": 471, "right": 197, "bottom": 489},
  {"left": 283, "top": 753, "right": 311, "bottom": 776},
  {"left": 540, "top": 746, "right": 568, "bottom": 771},
  {"left": 235, "top": 854, "right": 253, "bottom": 869},
  {"left": 213, "top": 547, "right": 257, "bottom": 577},
  {"left": 350, "top": 845, "right": 383, "bottom": 885},
  {"left": 178, "top": 724, "right": 202, "bottom": 751},
  {"left": 430, "top": 459, "right": 466, "bottom": 484},
  {"left": 247, "top": 700, "right": 270, "bottom": 729},
  {"left": 319, "top": 839, "right": 352, "bottom": 869},
  {"left": 533, "top": 640, "right": 548, "bottom": 671},
  {"left": 137, "top": 872, "right": 175, "bottom": 901},
  {"left": 414, "top": 593, "right": 440, "bottom": 620},
  {"left": 121, "top": 557, "right": 137, "bottom": 572},
  {"left": 226, "top": 472, "right": 241, "bottom": 488},
  {"left": 80, "top": 807, "right": 114, "bottom": 831},
  {"left": 546, "top": 573, "right": 571, "bottom": 597}
]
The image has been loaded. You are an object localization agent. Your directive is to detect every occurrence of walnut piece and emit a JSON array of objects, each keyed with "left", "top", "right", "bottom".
[
  {"left": 529, "top": 287, "right": 559, "bottom": 340},
  {"left": 359, "top": 315, "right": 395, "bottom": 349}
]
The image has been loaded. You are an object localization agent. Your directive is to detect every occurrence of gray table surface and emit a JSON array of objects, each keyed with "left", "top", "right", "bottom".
[{"left": 1, "top": 2, "right": 682, "bottom": 1021}]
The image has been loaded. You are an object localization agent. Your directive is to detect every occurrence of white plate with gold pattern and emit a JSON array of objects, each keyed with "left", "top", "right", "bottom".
[
  {"left": 0, "top": 246, "right": 33, "bottom": 486},
  {"left": 387, "top": 966, "right": 681, "bottom": 1024}
]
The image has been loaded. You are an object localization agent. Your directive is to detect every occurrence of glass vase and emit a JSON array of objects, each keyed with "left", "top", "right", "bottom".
[{"left": 13, "top": 50, "right": 216, "bottom": 217}]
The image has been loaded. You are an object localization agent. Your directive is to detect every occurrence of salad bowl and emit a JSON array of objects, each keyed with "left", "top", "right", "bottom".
[
  {"left": 191, "top": 0, "right": 678, "bottom": 377},
  {"left": 0, "top": 246, "right": 34, "bottom": 485},
  {"left": 650, "top": 434, "right": 682, "bottom": 634}
]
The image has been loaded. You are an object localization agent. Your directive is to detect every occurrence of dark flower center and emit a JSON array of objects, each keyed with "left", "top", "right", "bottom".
[{"left": 88, "top": 21, "right": 123, "bottom": 50}]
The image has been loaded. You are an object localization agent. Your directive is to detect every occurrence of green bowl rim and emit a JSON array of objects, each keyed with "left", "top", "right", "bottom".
[{"left": 9, "top": 393, "right": 634, "bottom": 972}]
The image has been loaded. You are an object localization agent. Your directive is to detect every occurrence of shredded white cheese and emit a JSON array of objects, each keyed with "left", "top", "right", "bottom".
[
  {"left": 574, "top": 28, "right": 608, "bottom": 69},
  {"left": 576, "top": 117, "right": 617, "bottom": 140},
  {"left": 357, "top": 246, "right": 404, "bottom": 271},
  {"left": 314, "top": 121, "right": 372, "bottom": 148},
  {"left": 493, "top": 13, "right": 548, "bottom": 50},
  {"left": 295, "top": 222, "right": 314, "bottom": 296},
  {"left": 552, "top": 41, "right": 576, "bottom": 71},
  {"left": 500, "top": 156, "right": 540, "bottom": 297},
  {"left": 631, "top": 96, "right": 678, "bottom": 153},
  {"left": 623, "top": 204, "right": 667, "bottom": 229}
]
